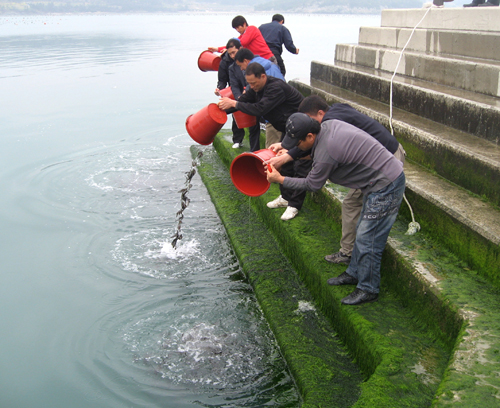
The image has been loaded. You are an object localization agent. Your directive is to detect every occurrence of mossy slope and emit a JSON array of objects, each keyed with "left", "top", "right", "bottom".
[
  {"left": 196, "top": 132, "right": 453, "bottom": 407},
  {"left": 192, "top": 145, "right": 363, "bottom": 408}
]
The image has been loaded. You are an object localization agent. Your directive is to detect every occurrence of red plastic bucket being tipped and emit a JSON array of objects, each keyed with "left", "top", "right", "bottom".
[
  {"left": 218, "top": 87, "right": 234, "bottom": 99},
  {"left": 198, "top": 50, "right": 221, "bottom": 72},
  {"left": 233, "top": 110, "right": 257, "bottom": 129},
  {"left": 186, "top": 103, "right": 228, "bottom": 145},
  {"left": 230, "top": 149, "right": 276, "bottom": 197}
]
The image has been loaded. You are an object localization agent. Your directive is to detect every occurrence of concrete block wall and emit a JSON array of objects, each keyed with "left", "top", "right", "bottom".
[
  {"left": 288, "top": 6, "right": 500, "bottom": 407},
  {"left": 337, "top": 8, "right": 500, "bottom": 97}
]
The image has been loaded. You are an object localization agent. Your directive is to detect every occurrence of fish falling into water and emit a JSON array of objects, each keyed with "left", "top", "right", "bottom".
[{"left": 171, "top": 151, "right": 203, "bottom": 249}]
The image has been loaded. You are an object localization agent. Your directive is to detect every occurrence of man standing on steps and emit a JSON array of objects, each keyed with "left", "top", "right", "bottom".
[
  {"left": 259, "top": 14, "right": 299, "bottom": 77},
  {"left": 298, "top": 96, "right": 405, "bottom": 266},
  {"left": 217, "top": 62, "right": 307, "bottom": 221},
  {"left": 266, "top": 112, "right": 405, "bottom": 306},
  {"left": 266, "top": 95, "right": 405, "bottom": 265}
]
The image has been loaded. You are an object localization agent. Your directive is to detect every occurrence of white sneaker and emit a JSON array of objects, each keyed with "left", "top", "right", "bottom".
[
  {"left": 232, "top": 143, "right": 242, "bottom": 148},
  {"left": 267, "top": 195, "right": 288, "bottom": 208},
  {"left": 281, "top": 206, "right": 299, "bottom": 220}
]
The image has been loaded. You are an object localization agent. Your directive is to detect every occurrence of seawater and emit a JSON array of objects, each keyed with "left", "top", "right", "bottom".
[{"left": 0, "top": 13, "right": 379, "bottom": 407}]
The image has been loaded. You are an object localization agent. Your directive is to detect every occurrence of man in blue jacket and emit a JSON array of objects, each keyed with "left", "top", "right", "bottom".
[
  {"left": 259, "top": 14, "right": 299, "bottom": 76},
  {"left": 234, "top": 47, "right": 285, "bottom": 81}
]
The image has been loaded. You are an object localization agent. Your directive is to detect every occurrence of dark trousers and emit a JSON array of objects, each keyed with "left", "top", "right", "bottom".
[
  {"left": 231, "top": 117, "right": 245, "bottom": 144},
  {"left": 248, "top": 122, "right": 261, "bottom": 152},
  {"left": 272, "top": 49, "right": 286, "bottom": 77},
  {"left": 232, "top": 117, "right": 261, "bottom": 152},
  {"left": 279, "top": 158, "right": 312, "bottom": 210}
]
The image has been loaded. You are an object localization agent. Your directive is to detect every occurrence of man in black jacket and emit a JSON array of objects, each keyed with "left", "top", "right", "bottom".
[{"left": 218, "top": 62, "right": 308, "bottom": 220}]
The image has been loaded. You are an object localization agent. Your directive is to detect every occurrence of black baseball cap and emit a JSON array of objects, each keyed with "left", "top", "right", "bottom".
[{"left": 281, "top": 112, "right": 315, "bottom": 150}]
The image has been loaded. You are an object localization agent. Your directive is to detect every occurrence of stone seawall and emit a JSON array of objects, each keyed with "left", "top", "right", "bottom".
[{"left": 193, "top": 7, "right": 500, "bottom": 407}]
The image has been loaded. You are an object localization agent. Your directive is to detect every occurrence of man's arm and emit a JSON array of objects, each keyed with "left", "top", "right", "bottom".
[
  {"left": 235, "top": 83, "right": 287, "bottom": 117},
  {"left": 228, "top": 66, "right": 244, "bottom": 100},
  {"left": 282, "top": 160, "right": 336, "bottom": 192},
  {"left": 282, "top": 26, "right": 298, "bottom": 54},
  {"left": 238, "top": 26, "right": 257, "bottom": 49},
  {"left": 217, "top": 58, "right": 230, "bottom": 90}
]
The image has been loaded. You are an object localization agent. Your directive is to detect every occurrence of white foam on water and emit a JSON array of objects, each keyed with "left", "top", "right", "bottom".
[
  {"left": 157, "top": 239, "right": 200, "bottom": 260},
  {"left": 162, "top": 132, "right": 189, "bottom": 148}
]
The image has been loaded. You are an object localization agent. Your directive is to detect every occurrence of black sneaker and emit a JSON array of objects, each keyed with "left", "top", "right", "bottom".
[
  {"left": 327, "top": 272, "right": 358, "bottom": 286},
  {"left": 341, "top": 288, "right": 378, "bottom": 306},
  {"left": 324, "top": 251, "right": 351, "bottom": 265}
]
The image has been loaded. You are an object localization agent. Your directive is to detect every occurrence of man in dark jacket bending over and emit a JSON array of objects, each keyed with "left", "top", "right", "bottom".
[
  {"left": 218, "top": 62, "right": 307, "bottom": 221},
  {"left": 266, "top": 113, "right": 406, "bottom": 306}
]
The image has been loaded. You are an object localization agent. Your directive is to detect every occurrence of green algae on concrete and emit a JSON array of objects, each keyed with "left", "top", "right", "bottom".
[
  {"left": 192, "top": 143, "right": 363, "bottom": 407},
  {"left": 400, "top": 185, "right": 500, "bottom": 290},
  {"left": 209, "top": 132, "right": 452, "bottom": 407},
  {"left": 324, "top": 182, "right": 500, "bottom": 407}
]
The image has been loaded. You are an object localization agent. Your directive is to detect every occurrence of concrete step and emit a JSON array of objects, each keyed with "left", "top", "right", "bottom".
[
  {"left": 310, "top": 60, "right": 500, "bottom": 143},
  {"left": 381, "top": 7, "right": 500, "bottom": 32},
  {"left": 206, "top": 132, "right": 500, "bottom": 407},
  {"left": 289, "top": 79, "right": 500, "bottom": 286},
  {"left": 358, "top": 26, "right": 500, "bottom": 62},
  {"left": 321, "top": 180, "right": 500, "bottom": 408},
  {"left": 335, "top": 43, "right": 500, "bottom": 98}
]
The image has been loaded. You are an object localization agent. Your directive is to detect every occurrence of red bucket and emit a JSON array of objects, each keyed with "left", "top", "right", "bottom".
[
  {"left": 233, "top": 110, "right": 257, "bottom": 129},
  {"left": 186, "top": 103, "right": 228, "bottom": 145},
  {"left": 198, "top": 50, "right": 221, "bottom": 72},
  {"left": 218, "top": 87, "right": 234, "bottom": 99},
  {"left": 230, "top": 149, "right": 276, "bottom": 197}
]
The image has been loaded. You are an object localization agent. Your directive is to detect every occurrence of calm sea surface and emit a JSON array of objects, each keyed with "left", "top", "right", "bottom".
[{"left": 0, "top": 13, "right": 378, "bottom": 407}]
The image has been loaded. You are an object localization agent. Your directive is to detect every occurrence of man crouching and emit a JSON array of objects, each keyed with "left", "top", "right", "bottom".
[{"left": 265, "top": 113, "right": 405, "bottom": 306}]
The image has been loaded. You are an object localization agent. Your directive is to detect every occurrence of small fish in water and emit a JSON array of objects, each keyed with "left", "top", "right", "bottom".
[{"left": 171, "top": 150, "right": 203, "bottom": 249}]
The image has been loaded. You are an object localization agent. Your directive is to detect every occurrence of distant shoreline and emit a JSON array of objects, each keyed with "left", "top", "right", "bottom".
[{"left": 0, "top": 8, "right": 389, "bottom": 16}]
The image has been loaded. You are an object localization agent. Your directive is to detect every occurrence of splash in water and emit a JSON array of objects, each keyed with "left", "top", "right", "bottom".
[{"left": 171, "top": 151, "right": 203, "bottom": 248}]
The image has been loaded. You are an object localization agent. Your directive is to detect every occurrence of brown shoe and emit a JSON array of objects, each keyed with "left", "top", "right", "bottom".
[{"left": 324, "top": 251, "right": 351, "bottom": 265}]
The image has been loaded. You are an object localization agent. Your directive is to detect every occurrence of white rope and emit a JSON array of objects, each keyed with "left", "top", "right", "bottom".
[
  {"left": 389, "top": 6, "right": 432, "bottom": 135},
  {"left": 388, "top": 6, "right": 432, "bottom": 235}
]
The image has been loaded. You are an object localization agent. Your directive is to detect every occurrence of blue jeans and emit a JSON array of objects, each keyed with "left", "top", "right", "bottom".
[{"left": 345, "top": 172, "right": 406, "bottom": 294}]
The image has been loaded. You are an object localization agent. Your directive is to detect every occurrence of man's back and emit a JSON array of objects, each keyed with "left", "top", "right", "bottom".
[
  {"left": 324, "top": 104, "right": 399, "bottom": 154},
  {"left": 259, "top": 20, "right": 297, "bottom": 55},
  {"left": 237, "top": 76, "right": 303, "bottom": 132}
]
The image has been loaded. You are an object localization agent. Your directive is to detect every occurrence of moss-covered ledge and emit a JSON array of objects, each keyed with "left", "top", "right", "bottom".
[
  {"left": 205, "top": 129, "right": 500, "bottom": 407},
  {"left": 208, "top": 132, "right": 452, "bottom": 407},
  {"left": 191, "top": 144, "right": 363, "bottom": 408}
]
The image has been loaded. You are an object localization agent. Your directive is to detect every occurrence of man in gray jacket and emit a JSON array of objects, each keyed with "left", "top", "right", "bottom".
[{"left": 266, "top": 113, "right": 405, "bottom": 306}]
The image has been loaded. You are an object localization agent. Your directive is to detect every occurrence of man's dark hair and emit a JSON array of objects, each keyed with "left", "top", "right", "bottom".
[
  {"left": 235, "top": 47, "right": 255, "bottom": 63},
  {"left": 226, "top": 38, "right": 241, "bottom": 50},
  {"left": 308, "top": 119, "right": 322, "bottom": 136},
  {"left": 245, "top": 62, "right": 266, "bottom": 78},
  {"left": 298, "top": 95, "right": 329, "bottom": 115},
  {"left": 272, "top": 14, "right": 284, "bottom": 23},
  {"left": 232, "top": 15, "right": 247, "bottom": 29}
]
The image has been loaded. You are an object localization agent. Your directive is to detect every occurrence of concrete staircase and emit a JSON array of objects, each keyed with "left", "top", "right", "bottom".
[{"left": 289, "top": 6, "right": 500, "bottom": 406}]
